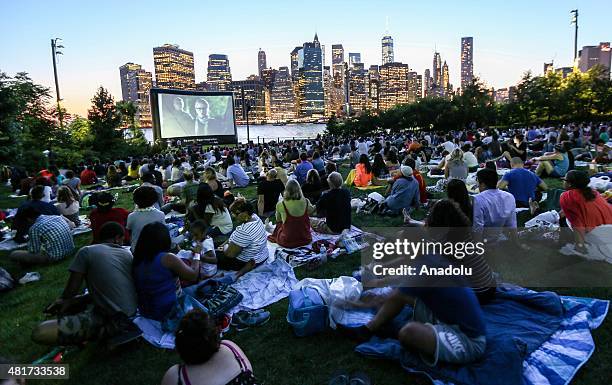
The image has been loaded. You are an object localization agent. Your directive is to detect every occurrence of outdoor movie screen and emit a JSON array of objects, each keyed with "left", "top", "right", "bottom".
[{"left": 151, "top": 88, "right": 237, "bottom": 143}]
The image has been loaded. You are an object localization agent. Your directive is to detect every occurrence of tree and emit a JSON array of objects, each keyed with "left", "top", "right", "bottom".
[{"left": 88, "top": 87, "right": 122, "bottom": 154}]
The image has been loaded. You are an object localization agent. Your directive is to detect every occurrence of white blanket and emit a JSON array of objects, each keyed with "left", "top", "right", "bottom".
[{"left": 0, "top": 217, "right": 91, "bottom": 252}]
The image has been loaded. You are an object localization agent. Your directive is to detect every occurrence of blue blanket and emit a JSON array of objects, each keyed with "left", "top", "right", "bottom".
[{"left": 353, "top": 286, "right": 608, "bottom": 385}]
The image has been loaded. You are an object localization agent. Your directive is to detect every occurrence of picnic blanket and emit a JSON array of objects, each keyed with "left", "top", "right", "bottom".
[
  {"left": 0, "top": 217, "right": 92, "bottom": 251},
  {"left": 349, "top": 285, "right": 609, "bottom": 385},
  {"left": 135, "top": 258, "right": 297, "bottom": 349}
]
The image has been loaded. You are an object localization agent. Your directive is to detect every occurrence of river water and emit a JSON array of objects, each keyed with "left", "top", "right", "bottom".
[{"left": 142, "top": 123, "right": 327, "bottom": 144}]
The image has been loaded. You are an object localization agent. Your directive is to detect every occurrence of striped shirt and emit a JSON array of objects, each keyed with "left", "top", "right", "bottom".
[
  {"left": 229, "top": 215, "right": 269, "bottom": 263},
  {"left": 28, "top": 215, "right": 74, "bottom": 261}
]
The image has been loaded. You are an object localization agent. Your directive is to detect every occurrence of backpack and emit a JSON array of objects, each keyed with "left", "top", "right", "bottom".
[
  {"left": 195, "top": 280, "right": 243, "bottom": 319},
  {"left": 286, "top": 287, "right": 328, "bottom": 337}
]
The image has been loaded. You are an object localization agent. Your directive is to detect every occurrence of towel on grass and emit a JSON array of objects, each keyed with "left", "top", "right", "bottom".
[
  {"left": 0, "top": 217, "right": 91, "bottom": 251},
  {"left": 350, "top": 286, "right": 608, "bottom": 385}
]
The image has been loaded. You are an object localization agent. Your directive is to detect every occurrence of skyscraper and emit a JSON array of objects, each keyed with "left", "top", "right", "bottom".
[
  {"left": 442, "top": 61, "right": 450, "bottom": 92},
  {"left": 423, "top": 69, "right": 431, "bottom": 98},
  {"left": 119, "top": 62, "right": 153, "bottom": 127},
  {"left": 296, "top": 34, "right": 325, "bottom": 117},
  {"left": 432, "top": 51, "right": 442, "bottom": 87},
  {"left": 367, "top": 65, "right": 380, "bottom": 110},
  {"left": 290, "top": 46, "right": 301, "bottom": 82},
  {"left": 543, "top": 62, "right": 554, "bottom": 74},
  {"left": 258, "top": 49, "right": 267, "bottom": 78},
  {"left": 153, "top": 44, "right": 195, "bottom": 90},
  {"left": 460, "top": 37, "right": 474, "bottom": 89},
  {"left": 348, "top": 63, "right": 367, "bottom": 114},
  {"left": 349, "top": 53, "right": 361, "bottom": 66},
  {"left": 378, "top": 62, "right": 409, "bottom": 110},
  {"left": 382, "top": 35, "right": 394, "bottom": 64},
  {"left": 332, "top": 44, "right": 344, "bottom": 65},
  {"left": 270, "top": 66, "right": 296, "bottom": 121},
  {"left": 407, "top": 71, "right": 420, "bottom": 103},
  {"left": 207, "top": 54, "right": 232, "bottom": 91},
  {"left": 578, "top": 42, "right": 611, "bottom": 76},
  {"left": 232, "top": 79, "right": 266, "bottom": 122}
]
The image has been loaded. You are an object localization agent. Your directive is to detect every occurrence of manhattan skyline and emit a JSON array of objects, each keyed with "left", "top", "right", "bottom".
[{"left": 1, "top": 0, "right": 609, "bottom": 117}]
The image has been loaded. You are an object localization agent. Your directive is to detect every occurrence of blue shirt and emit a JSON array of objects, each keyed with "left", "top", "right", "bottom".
[
  {"left": 501, "top": 168, "right": 542, "bottom": 204},
  {"left": 385, "top": 177, "right": 420, "bottom": 212},
  {"left": 399, "top": 287, "right": 486, "bottom": 337},
  {"left": 311, "top": 158, "right": 325, "bottom": 173},
  {"left": 28, "top": 215, "right": 74, "bottom": 261},
  {"left": 133, "top": 252, "right": 177, "bottom": 321},
  {"left": 553, "top": 153, "right": 569, "bottom": 176},
  {"left": 295, "top": 161, "right": 313, "bottom": 185},
  {"left": 473, "top": 189, "right": 517, "bottom": 232},
  {"left": 227, "top": 164, "right": 250, "bottom": 187}
]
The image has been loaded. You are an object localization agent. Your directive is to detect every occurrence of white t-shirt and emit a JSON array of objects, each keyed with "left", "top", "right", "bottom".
[
  {"left": 463, "top": 152, "right": 479, "bottom": 168},
  {"left": 442, "top": 141, "right": 457, "bottom": 154},
  {"left": 197, "top": 238, "right": 217, "bottom": 277},
  {"left": 205, "top": 204, "right": 233, "bottom": 234},
  {"left": 229, "top": 215, "right": 269, "bottom": 263}
]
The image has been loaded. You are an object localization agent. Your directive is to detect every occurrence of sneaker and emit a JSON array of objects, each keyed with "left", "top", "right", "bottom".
[
  {"left": 19, "top": 272, "right": 41, "bottom": 284},
  {"left": 235, "top": 310, "right": 270, "bottom": 331}
]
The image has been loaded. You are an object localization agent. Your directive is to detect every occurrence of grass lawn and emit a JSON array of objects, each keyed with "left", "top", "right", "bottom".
[{"left": 0, "top": 169, "right": 610, "bottom": 385}]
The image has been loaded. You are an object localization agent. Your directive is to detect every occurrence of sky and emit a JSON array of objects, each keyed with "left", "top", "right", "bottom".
[{"left": 1, "top": 0, "right": 609, "bottom": 117}]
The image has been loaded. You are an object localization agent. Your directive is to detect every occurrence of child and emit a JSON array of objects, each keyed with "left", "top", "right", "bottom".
[{"left": 189, "top": 220, "right": 218, "bottom": 279}]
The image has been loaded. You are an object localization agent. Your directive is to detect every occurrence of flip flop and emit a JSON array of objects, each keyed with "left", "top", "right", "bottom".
[
  {"left": 328, "top": 370, "right": 350, "bottom": 385},
  {"left": 349, "top": 371, "right": 372, "bottom": 385}
]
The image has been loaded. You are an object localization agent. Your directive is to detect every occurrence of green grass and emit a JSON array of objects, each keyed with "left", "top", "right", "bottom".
[{"left": 0, "top": 170, "right": 610, "bottom": 385}]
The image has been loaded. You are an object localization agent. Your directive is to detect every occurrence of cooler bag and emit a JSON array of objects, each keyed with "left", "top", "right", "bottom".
[{"left": 286, "top": 287, "right": 328, "bottom": 337}]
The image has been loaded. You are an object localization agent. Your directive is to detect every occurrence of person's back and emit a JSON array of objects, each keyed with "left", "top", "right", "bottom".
[
  {"left": 386, "top": 176, "right": 419, "bottom": 212},
  {"left": 127, "top": 208, "right": 165, "bottom": 250},
  {"left": 29, "top": 214, "right": 74, "bottom": 261},
  {"left": 133, "top": 251, "right": 177, "bottom": 321},
  {"left": 502, "top": 168, "right": 541, "bottom": 205},
  {"left": 294, "top": 160, "right": 313, "bottom": 184},
  {"left": 553, "top": 152, "right": 570, "bottom": 176},
  {"left": 258, "top": 178, "right": 284, "bottom": 214},
  {"left": 317, "top": 187, "right": 351, "bottom": 233},
  {"left": 354, "top": 163, "right": 372, "bottom": 187},
  {"left": 71, "top": 242, "right": 137, "bottom": 317},
  {"left": 90, "top": 207, "right": 130, "bottom": 243},
  {"left": 473, "top": 189, "right": 516, "bottom": 229},
  {"left": 560, "top": 189, "right": 612, "bottom": 231},
  {"left": 227, "top": 163, "right": 249, "bottom": 187},
  {"left": 447, "top": 159, "right": 468, "bottom": 180},
  {"left": 80, "top": 168, "right": 97, "bottom": 185}
]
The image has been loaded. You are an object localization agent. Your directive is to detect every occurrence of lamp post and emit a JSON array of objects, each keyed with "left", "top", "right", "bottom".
[
  {"left": 51, "top": 38, "right": 64, "bottom": 129},
  {"left": 570, "top": 10, "right": 579, "bottom": 64}
]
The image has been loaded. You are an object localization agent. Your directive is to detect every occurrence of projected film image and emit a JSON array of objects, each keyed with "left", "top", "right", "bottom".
[{"left": 157, "top": 92, "right": 235, "bottom": 139}]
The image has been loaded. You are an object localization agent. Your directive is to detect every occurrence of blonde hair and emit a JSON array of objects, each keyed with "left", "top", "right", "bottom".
[
  {"left": 449, "top": 148, "right": 464, "bottom": 162},
  {"left": 283, "top": 179, "right": 303, "bottom": 201}
]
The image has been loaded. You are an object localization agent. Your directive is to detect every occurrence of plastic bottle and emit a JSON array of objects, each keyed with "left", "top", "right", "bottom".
[{"left": 319, "top": 246, "right": 327, "bottom": 264}]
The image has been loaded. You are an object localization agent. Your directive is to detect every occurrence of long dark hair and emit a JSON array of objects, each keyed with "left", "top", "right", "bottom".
[
  {"left": 565, "top": 170, "right": 596, "bottom": 201},
  {"left": 446, "top": 179, "right": 473, "bottom": 221},
  {"left": 426, "top": 199, "right": 472, "bottom": 243},
  {"left": 358, "top": 154, "right": 372, "bottom": 174},
  {"left": 195, "top": 183, "right": 225, "bottom": 214},
  {"left": 133, "top": 222, "right": 171, "bottom": 266},
  {"left": 372, "top": 153, "right": 387, "bottom": 178}
]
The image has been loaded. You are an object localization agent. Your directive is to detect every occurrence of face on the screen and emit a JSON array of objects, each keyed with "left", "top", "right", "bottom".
[
  {"left": 173, "top": 97, "right": 184, "bottom": 111},
  {"left": 195, "top": 99, "right": 209, "bottom": 121}
]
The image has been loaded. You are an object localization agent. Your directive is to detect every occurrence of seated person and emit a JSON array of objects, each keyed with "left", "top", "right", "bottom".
[
  {"left": 89, "top": 192, "right": 130, "bottom": 244},
  {"left": 216, "top": 200, "right": 269, "bottom": 277},
  {"left": 226, "top": 157, "right": 250, "bottom": 188},
  {"left": 257, "top": 169, "right": 285, "bottom": 218},
  {"left": 9, "top": 207, "right": 74, "bottom": 265},
  {"left": 340, "top": 287, "right": 486, "bottom": 366},
  {"left": 294, "top": 152, "right": 313, "bottom": 185},
  {"left": 560, "top": 170, "right": 612, "bottom": 253},
  {"left": 315, "top": 172, "right": 351, "bottom": 234},
  {"left": 33, "top": 176, "right": 53, "bottom": 203},
  {"left": 269, "top": 180, "right": 315, "bottom": 248},
  {"left": 497, "top": 157, "right": 547, "bottom": 207},
  {"left": 12, "top": 185, "right": 60, "bottom": 243},
  {"left": 447, "top": 179, "right": 473, "bottom": 222},
  {"left": 161, "top": 310, "right": 257, "bottom": 385},
  {"left": 54, "top": 186, "right": 81, "bottom": 228},
  {"left": 80, "top": 165, "right": 98, "bottom": 186},
  {"left": 354, "top": 154, "right": 374, "bottom": 187},
  {"left": 31, "top": 222, "right": 138, "bottom": 346},
  {"left": 498, "top": 134, "right": 528, "bottom": 162},
  {"left": 401, "top": 157, "right": 427, "bottom": 204},
  {"left": 311, "top": 151, "right": 325, "bottom": 174},
  {"left": 592, "top": 139, "right": 611, "bottom": 164},
  {"left": 462, "top": 144, "right": 479, "bottom": 173},
  {"left": 445, "top": 148, "right": 468, "bottom": 180},
  {"left": 133, "top": 222, "right": 201, "bottom": 321},
  {"left": 162, "top": 171, "right": 199, "bottom": 214},
  {"left": 185, "top": 220, "right": 218, "bottom": 281},
  {"left": 382, "top": 166, "right": 420, "bottom": 215},
  {"left": 372, "top": 153, "right": 391, "bottom": 185},
  {"left": 273, "top": 159, "right": 289, "bottom": 186},
  {"left": 63, "top": 170, "right": 82, "bottom": 197},
  {"left": 203, "top": 167, "right": 226, "bottom": 198},
  {"left": 126, "top": 186, "right": 166, "bottom": 251},
  {"left": 141, "top": 173, "right": 164, "bottom": 210},
  {"left": 473, "top": 168, "right": 517, "bottom": 239},
  {"left": 187, "top": 184, "right": 233, "bottom": 238},
  {"left": 535, "top": 144, "right": 570, "bottom": 178},
  {"left": 106, "top": 165, "right": 123, "bottom": 188},
  {"left": 301, "top": 169, "right": 323, "bottom": 204}
]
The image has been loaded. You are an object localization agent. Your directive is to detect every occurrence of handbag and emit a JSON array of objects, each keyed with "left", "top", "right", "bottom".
[{"left": 286, "top": 287, "right": 328, "bottom": 337}]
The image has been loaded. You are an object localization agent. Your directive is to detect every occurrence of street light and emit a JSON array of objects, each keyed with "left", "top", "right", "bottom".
[{"left": 51, "top": 38, "right": 64, "bottom": 128}]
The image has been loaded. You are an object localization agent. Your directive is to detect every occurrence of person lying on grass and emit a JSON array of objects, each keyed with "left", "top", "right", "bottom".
[
  {"left": 32, "top": 222, "right": 137, "bottom": 346},
  {"left": 161, "top": 309, "right": 258, "bottom": 385}
]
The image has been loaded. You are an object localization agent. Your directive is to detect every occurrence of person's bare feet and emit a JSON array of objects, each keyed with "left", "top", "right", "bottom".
[{"left": 529, "top": 198, "right": 539, "bottom": 216}]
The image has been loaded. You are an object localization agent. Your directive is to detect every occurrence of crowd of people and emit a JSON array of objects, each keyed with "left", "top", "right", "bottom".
[{"left": 1, "top": 121, "right": 611, "bottom": 382}]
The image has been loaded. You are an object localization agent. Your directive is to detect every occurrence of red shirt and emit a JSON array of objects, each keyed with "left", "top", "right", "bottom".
[
  {"left": 89, "top": 208, "right": 130, "bottom": 244},
  {"left": 413, "top": 170, "right": 428, "bottom": 203},
  {"left": 80, "top": 169, "right": 98, "bottom": 185},
  {"left": 560, "top": 189, "right": 612, "bottom": 231}
]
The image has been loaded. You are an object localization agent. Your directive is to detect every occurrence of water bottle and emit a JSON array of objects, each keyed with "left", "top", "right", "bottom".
[{"left": 319, "top": 245, "right": 327, "bottom": 264}]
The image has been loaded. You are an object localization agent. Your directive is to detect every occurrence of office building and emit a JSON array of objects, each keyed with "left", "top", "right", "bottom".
[
  {"left": 119, "top": 62, "right": 153, "bottom": 127},
  {"left": 207, "top": 54, "right": 232, "bottom": 91},
  {"left": 460, "top": 37, "right": 474, "bottom": 89},
  {"left": 258, "top": 49, "right": 267, "bottom": 78},
  {"left": 348, "top": 62, "right": 367, "bottom": 114},
  {"left": 295, "top": 34, "right": 325, "bottom": 117},
  {"left": 378, "top": 62, "right": 409, "bottom": 110},
  {"left": 232, "top": 79, "right": 266, "bottom": 122},
  {"left": 367, "top": 65, "right": 380, "bottom": 110},
  {"left": 332, "top": 44, "right": 344, "bottom": 65},
  {"left": 290, "top": 46, "right": 301, "bottom": 82},
  {"left": 423, "top": 69, "right": 431, "bottom": 97},
  {"left": 382, "top": 35, "right": 394, "bottom": 65},
  {"left": 153, "top": 44, "right": 195, "bottom": 90},
  {"left": 349, "top": 52, "right": 361, "bottom": 66},
  {"left": 544, "top": 62, "right": 554, "bottom": 74},
  {"left": 556, "top": 67, "right": 574, "bottom": 78},
  {"left": 578, "top": 42, "right": 611, "bottom": 76},
  {"left": 442, "top": 61, "right": 451, "bottom": 97},
  {"left": 270, "top": 66, "right": 297, "bottom": 121}
]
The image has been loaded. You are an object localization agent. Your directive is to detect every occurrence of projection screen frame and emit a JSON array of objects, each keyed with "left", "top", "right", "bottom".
[{"left": 150, "top": 88, "right": 238, "bottom": 144}]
